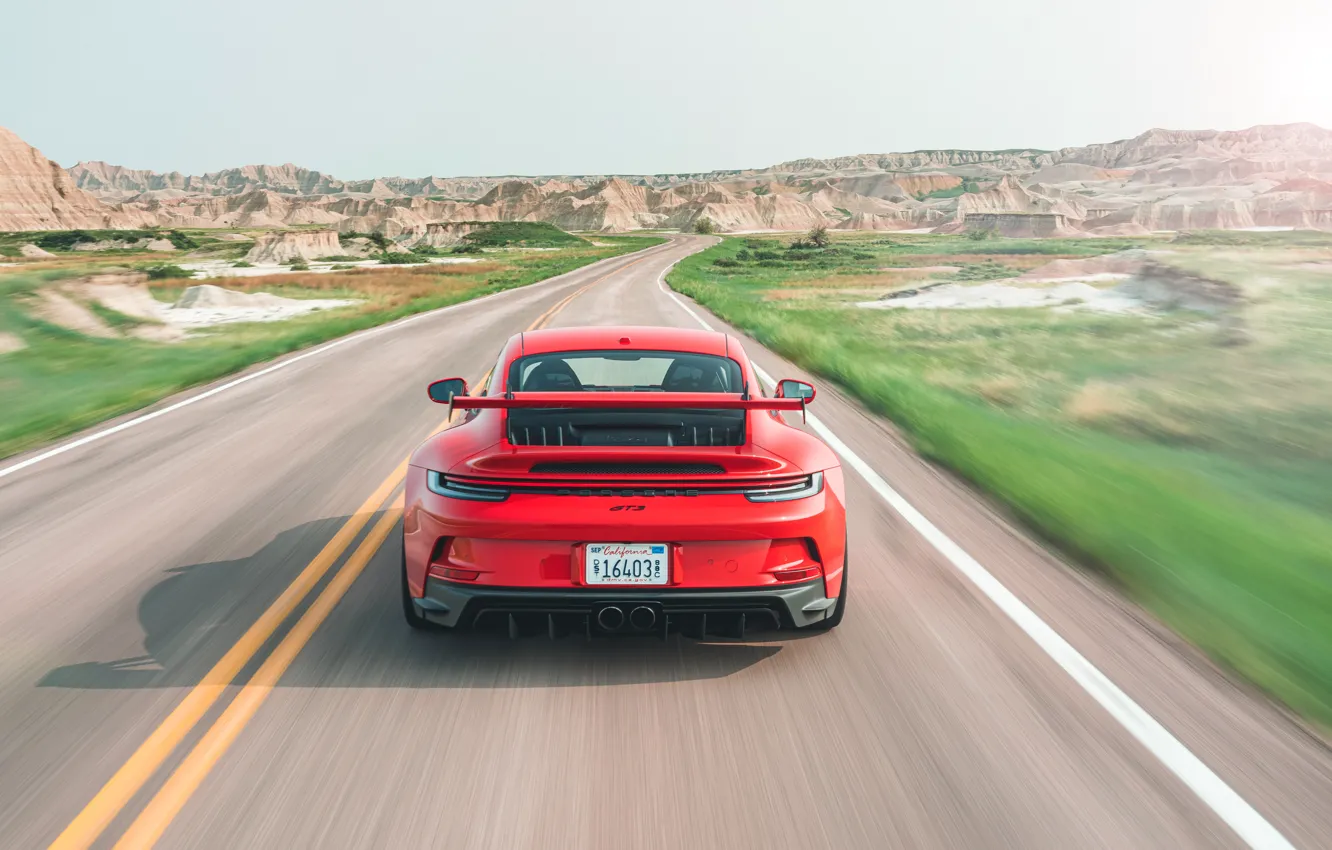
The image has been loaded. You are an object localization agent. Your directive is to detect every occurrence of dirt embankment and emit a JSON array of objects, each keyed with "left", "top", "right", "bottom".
[
  {"left": 1017, "top": 250, "right": 1149, "bottom": 281},
  {"left": 22, "top": 273, "right": 357, "bottom": 342}
]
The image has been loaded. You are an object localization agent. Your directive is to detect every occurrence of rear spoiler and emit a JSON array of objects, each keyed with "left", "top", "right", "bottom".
[{"left": 450, "top": 392, "right": 808, "bottom": 412}]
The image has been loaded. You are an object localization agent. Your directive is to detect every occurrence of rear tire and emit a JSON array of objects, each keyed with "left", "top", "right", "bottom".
[
  {"left": 805, "top": 538, "right": 847, "bottom": 631},
  {"left": 402, "top": 539, "right": 446, "bottom": 631}
]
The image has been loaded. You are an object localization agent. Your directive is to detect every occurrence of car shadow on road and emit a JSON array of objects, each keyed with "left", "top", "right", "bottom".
[{"left": 39, "top": 517, "right": 788, "bottom": 691}]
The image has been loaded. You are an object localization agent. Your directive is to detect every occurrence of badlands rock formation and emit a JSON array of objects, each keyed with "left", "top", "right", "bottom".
[
  {"left": 244, "top": 230, "right": 343, "bottom": 263},
  {"left": 0, "top": 127, "right": 156, "bottom": 231},
  {"left": 67, "top": 161, "right": 502, "bottom": 202},
  {"left": 5, "top": 122, "right": 1332, "bottom": 236}
]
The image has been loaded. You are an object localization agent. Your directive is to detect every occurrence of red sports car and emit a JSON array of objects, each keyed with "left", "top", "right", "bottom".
[{"left": 402, "top": 325, "right": 847, "bottom": 637}]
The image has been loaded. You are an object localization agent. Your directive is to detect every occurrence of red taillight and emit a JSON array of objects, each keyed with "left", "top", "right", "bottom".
[
  {"left": 428, "top": 538, "right": 482, "bottom": 582},
  {"left": 771, "top": 566, "right": 821, "bottom": 582},
  {"left": 439, "top": 568, "right": 480, "bottom": 582},
  {"left": 764, "top": 538, "right": 822, "bottom": 583}
]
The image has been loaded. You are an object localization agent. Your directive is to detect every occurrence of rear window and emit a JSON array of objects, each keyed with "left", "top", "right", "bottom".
[{"left": 507, "top": 350, "right": 744, "bottom": 393}]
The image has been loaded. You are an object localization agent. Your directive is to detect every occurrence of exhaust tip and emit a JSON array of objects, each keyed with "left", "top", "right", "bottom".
[
  {"left": 596, "top": 605, "right": 625, "bottom": 632},
  {"left": 629, "top": 606, "right": 657, "bottom": 631}
]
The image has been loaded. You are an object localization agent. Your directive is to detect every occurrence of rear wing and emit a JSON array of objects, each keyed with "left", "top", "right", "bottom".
[{"left": 450, "top": 392, "right": 807, "bottom": 412}]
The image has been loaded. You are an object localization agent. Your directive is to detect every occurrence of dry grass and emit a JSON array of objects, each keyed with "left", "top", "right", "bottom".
[
  {"left": 793, "top": 268, "right": 955, "bottom": 289},
  {"left": 1064, "top": 379, "right": 1136, "bottom": 424},
  {"left": 145, "top": 263, "right": 510, "bottom": 310},
  {"left": 883, "top": 254, "right": 1082, "bottom": 271},
  {"left": 166, "top": 263, "right": 506, "bottom": 292},
  {"left": 763, "top": 287, "right": 888, "bottom": 301},
  {"left": 975, "top": 375, "right": 1025, "bottom": 406},
  {"left": 1064, "top": 380, "right": 1197, "bottom": 441}
]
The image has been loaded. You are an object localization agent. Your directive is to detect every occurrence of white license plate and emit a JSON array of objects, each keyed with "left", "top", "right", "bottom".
[{"left": 585, "top": 543, "right": 669, "bottom": 585}]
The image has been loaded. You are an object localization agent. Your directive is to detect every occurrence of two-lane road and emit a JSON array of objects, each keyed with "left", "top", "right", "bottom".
[{"left": 1, "top": 235, "right": 1329, "bottom": 849}]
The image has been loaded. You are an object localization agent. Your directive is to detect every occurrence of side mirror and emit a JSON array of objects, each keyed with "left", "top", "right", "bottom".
[
  {"left": 776, "top": 379, "right": 816, "bottom": 404},
  {"left": 427, "top": 377, "right": 468, "bottom": 404}
]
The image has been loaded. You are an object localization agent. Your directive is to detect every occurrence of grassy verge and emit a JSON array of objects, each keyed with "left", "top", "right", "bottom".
[
  {"left": 0, "top": 234, "right": 662, "bottom": 459},
  {"left": 668, "top": 232, "right": 1332, "bottom": 725}
]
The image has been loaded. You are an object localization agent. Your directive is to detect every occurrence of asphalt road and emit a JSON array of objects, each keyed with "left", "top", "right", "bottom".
[{"left": 1, "top": 235, "right": 1330, "bottom": 849}]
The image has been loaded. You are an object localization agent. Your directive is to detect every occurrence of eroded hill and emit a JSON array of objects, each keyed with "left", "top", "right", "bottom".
[{"left": 4, "top": 123, "right": 1332, "bottom": 236}]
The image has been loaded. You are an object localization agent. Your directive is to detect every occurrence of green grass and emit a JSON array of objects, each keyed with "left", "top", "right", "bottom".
[
  {"left": 0, "top": 234, "right": 663, "bottom": 460},
  {"left": 1171, "top": 229, "right": 1332, "bottom": 247},
  {"left": 84, "top": 301, "right": 158, "bottom": 331},
  {"left": 668, "top": 233, "right": 1332, "bottom": 725},
  {"left": 915, "top": 186, "right": 967, "bottom": 200},
  {"left": 914, "top": 177, "right": 984, "bottom": 201}
]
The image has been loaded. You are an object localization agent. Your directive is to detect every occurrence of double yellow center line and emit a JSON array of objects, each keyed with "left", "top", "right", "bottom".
[{"left": 50, "top": 256, "right": 642, "bottom": 849}]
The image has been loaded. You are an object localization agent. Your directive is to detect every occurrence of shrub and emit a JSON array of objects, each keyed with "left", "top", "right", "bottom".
[
  {"left": 368, "top": 233, "right": 392, "bottom": 251},
  {"left": 289, "top": 261, "right": 310, "bottom": 271},
  {"left": 379, "top": 252, "right": 427, "bottom": 264},
  {"left": 712, "top": 258, "right": 741, "bottom": 268},
  {"left": 232, "top": 260, "right": 253, "bottom": 268},
  {"left": 35, "top": 230, "right": 95, "bottom": 251},
  {"left": 693, "top": 216, "right": 716, "bottom": 235},
  {"left": 167, "top": 230, "right": 200, "bottom": 250},
  {"left": 451, "top": 243, "right": 484, "bottom": 254},
  {"left": 458, "top": 222, "right": 583, "bottom": 248},
  {"left": 787, "top": 238, "right": 814, "bottom": 250},
  {"left": 808, "top": 225, "right": 830, "bottom": 248},
  {"left": 965, "top": 227, "right": 997, "bottom": 241},
  {"left": 754, "top": 250, "right": 780, "bottom": 261},
  {"left": 954, "top": 260, "right": 1012, "bottom": 280},
  {"left": 735, "top": 249, "right": 752, "bottom": 261},
  {"left": 143, "top": 264, "right": 191, "bottom": 280}
]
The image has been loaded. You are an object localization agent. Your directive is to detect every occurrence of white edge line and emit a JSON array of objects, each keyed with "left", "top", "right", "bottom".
[
  {"left": 657, "top": 275, "right": 1294, "bottom": 850},
  {"left": 0, "top": 242, "right": 672, "bottom": 482}
]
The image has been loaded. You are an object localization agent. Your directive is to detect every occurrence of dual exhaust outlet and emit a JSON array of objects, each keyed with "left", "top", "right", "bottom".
[{"left": 595, "top": 604, "right": 658, "bottom": 633}]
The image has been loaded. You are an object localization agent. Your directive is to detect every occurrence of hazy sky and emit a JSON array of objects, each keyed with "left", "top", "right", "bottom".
[{"left": 5, "top": 0, "right": 1330, "bottom": 179}]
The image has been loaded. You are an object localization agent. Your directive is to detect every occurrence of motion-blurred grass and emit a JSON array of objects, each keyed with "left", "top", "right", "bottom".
[
  {"left": 669, "top": 232, "right": 1332, "bottom": 725},
  {"left": 0, "top": 234, "right": 662, "bottom": 459}
]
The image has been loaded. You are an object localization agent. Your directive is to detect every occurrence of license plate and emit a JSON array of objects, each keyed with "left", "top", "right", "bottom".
[{"left": 585, "top": 543, "right": 669, "bottom": 585}]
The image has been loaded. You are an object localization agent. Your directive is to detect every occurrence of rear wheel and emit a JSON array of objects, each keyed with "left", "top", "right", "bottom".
[
  {"left": 402, "top": 539, "right": 446, "bottom": 631},
  {"left": 805, "top": 542, "right": 847, "bottom": 631}
]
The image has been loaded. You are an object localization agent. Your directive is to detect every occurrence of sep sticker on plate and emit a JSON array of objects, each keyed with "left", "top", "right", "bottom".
[{"left": 585, "top": 543, "right": 669, "bottom": 585}]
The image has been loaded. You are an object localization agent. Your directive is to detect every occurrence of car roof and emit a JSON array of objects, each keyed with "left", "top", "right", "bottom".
[{"left": 517, "top": 325, "right": 734, "bottom": 358}]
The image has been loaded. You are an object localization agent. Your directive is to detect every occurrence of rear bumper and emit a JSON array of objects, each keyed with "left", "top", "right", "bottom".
[
  {"left": 413, "top": 577, "right": 837, "bottom": 631},
  {"left": 402, "top": 465, "right": 848, "bottom": 599}
]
